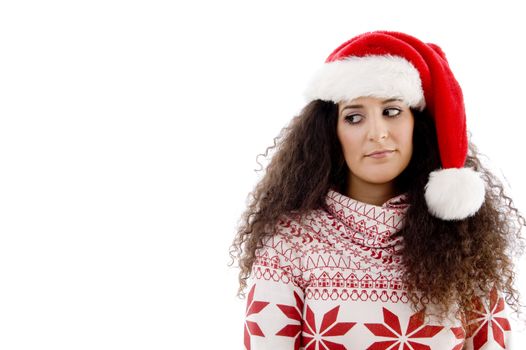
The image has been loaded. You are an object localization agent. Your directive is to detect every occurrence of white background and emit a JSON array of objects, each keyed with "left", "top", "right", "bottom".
[{"left": 0, "top": 0, "right": 525, "bottom": 349}]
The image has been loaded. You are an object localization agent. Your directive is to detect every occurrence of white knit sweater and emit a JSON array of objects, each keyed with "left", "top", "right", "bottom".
[{"left": 243, "top": 189, "right": 512, "bottom": 350}]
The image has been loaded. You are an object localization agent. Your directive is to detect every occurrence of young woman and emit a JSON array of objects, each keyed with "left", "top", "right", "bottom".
[{"left": 230, "top": 30, "right": 525, "bottom": 350}]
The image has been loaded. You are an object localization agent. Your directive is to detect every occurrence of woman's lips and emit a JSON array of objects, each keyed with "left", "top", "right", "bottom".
[{"left": 367, "top": 150, "right": 394, "bottom": 158}]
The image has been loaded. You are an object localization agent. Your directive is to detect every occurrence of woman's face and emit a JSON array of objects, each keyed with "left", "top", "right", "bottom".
[{"left": 337, "top": 96, "right": 414, "bottom": 186}]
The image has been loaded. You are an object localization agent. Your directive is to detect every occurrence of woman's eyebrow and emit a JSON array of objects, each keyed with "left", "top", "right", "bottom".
[{"left": 341, "top": 98, "right": 403, "bottom": 111}]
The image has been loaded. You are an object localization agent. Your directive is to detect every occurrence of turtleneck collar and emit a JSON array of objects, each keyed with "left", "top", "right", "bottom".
[{"left": 323, "top": 189, "right": 410, "bottom": 248}]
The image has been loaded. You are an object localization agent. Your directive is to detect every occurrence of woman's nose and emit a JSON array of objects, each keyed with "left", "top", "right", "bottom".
[{"left": 367, "top": 114, "right": 389, "bottom": 141}]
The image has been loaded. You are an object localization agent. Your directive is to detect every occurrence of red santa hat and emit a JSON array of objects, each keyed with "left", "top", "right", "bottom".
[{"left": 304, "top": 30, "right": 485, "bottom": 221}]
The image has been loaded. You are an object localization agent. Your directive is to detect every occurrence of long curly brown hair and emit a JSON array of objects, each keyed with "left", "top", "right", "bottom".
[{"left": 229, "top": 99, "right": 525, "bottom": 323}]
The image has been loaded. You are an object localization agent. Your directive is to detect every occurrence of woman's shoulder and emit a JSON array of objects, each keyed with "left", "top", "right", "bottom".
[
  {"left": 261, "top": 208, "right": 327, "bottom": 250},
  {"left": 255, "top": 210, "right": 324, "bottom": 282}
]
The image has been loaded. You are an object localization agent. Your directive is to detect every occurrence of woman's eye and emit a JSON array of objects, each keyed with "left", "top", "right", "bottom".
[
  {"left": 384, "top": 108, "right": 401, "bottom": 117},
  {"left": 345, "top": 114, "right": 363, "bottom": 124}
]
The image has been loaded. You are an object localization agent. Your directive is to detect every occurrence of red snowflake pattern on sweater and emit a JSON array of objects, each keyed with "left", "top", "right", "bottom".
[
  {"left": 244, "top": 284, "right": 270, "bottom": 350},
  {"left": 302, "top": 305, "right": 356, "bottom": 350},
  {"left": 465, "top": 287, "right": 511, "bottom": 349},
  {"left": 450, "top": 326, "right": 466, "bottom": 350},
  {"left": 275, "top": 291, "right": 304, "bottom": 350},
  {"left": 364, "top": 307, "right": 444, "bottom": 349},
  {"left": 243, "top": 189, "right": 513, "bottom": 349}
]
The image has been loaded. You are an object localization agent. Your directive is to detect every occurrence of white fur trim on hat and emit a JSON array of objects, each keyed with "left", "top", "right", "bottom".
[
  {"left": 424, "top": 167, "right": 486, "bottom": 220},
  {"left": 303, "top": 54, "right": 426, "bottom": 110}
]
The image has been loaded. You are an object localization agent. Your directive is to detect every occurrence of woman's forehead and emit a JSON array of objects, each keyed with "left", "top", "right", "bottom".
[{"left": 339, "top": 96, "right": 406, "bottom": 107}]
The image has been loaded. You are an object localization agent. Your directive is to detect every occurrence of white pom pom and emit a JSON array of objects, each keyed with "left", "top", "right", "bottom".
[{"left": 424, "top": 167, "right": 486, "bottom": 220}]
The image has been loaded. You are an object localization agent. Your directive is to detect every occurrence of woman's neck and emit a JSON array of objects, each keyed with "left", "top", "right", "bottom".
[{"left": 345, "top": 177, "right": 399, "bottom": 207}]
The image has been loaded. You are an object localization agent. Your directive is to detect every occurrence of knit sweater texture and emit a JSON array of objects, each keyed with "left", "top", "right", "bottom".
[{"left": 243, "top": 189, "right": 512, "bottom": 350}]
